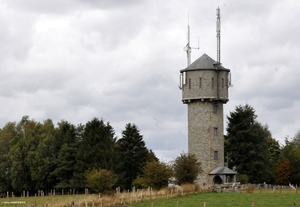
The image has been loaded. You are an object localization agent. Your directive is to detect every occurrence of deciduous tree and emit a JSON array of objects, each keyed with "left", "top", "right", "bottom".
[
  {"left": 143, "top": 161, "right": 172, "bottom": 190},
  {"left": 173, "top": 153, "right": 202, "bottom": 185},
  {"left": 0, "top": 122, "right": 17, "bottom": 191},
  {"left": 275, "top": 158, "right": 291, "bottom": 185},
  {"left": 280, "top": 143, "right": 300, "bottom": 185},
  {"left": 85, "top": 169, "right": 118, "bottom": 193},
  {"left": 291, "top": 130, "right": 300, "bottom": 149},
  {"left": 27, "top": 119, "right": 56, "bottom": 190},
  {"left": 8, "top": 116, "right": 37, "bottom": 192}
]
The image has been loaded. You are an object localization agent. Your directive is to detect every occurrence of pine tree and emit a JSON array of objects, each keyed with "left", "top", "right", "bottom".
[
  {"left": 51, "top": 121, "right": 78, "bottom": 189},
  {"left": 74, "top": 118, "right": 120, "bottom": 188},
  {"left": 117, "top": 123, "right": 148, "bottom": 189},
  {"left": 225, "top": 104, "right": 272, "bottom": 183}
]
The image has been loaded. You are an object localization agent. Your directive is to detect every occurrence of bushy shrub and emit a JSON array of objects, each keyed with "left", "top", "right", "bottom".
[{"left": 85, "top": 169, "right": 118, "bottom": 193}]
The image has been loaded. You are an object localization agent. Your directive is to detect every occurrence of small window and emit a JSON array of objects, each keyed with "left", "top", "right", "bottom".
[
  {"left": 214, "top": 151, "right": 218, "bottom": 160},
  {"left": 213, "top": 104, "right": 218, "bottom": 114},
  {"left": 214, "top": 127, "right": 218, "bottom": 137},
  {"left": 188, "top": 78, "right": 191, "bottom": 89},
  {"left": 199, "top": 78, "right": 202, "bottom": 88},
  {"left": 222, "top": 78, "right": 224, "bottom": 88},
  {"left": 212, "top": 78, "right": 214, "bottom": 88}
]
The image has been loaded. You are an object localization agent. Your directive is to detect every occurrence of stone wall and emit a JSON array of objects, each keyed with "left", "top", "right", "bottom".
[
  {"left": 187, "top": 97, "right": 224, "bottom": 184},
  {"left": 182, "top": 69, "right": 229, "bottom": 102}
]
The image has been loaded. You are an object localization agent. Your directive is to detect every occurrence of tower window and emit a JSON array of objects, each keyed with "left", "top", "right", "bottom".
[
  {"left": 222, "top": 78, "right": 224, "bottom": 88},
  {"left": 212, "top": 78, "right": 214, "bottom": 88},
  {"left": 214, "top": 151, "right": 219, "bottom": 160},
  {"left": 199, "top": 78, "right": 202, "bottom": 88},
  {"left": 213, "top": 104, "right": 218, "bottom": 114},
  {"left": 214, "top": 127, "right": 218, "bottom": 137},
  {"left": 189, "top": 78, "right": 191, "bottom": 89}
]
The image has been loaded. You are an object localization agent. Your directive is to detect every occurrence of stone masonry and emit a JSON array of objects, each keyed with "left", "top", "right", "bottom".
[{"left": 180, "top": 53, "right": 230, "bottom": 184}]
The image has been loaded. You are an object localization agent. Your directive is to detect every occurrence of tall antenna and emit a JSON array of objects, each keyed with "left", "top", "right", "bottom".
[
  {"left": 216, "top": 7, "right": 221, "bottom": 63},
  {"left": 179, "top": 14, "right": 199, "bottom": 90},
  {"left": 183, "top": 14, "right": 199, "bottom": 67}
]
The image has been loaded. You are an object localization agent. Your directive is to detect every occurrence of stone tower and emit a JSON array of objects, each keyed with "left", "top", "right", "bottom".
[{"left": 179, "top": 53, "right": 230, "bottom": 184}]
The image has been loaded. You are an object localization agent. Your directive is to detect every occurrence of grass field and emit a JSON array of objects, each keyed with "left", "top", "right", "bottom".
[
  {"left": 0, "top": 189, "right": 299, "bottom": 207},
  {"left": 132, "top": 191, "right": 300, "bottom": 207}
]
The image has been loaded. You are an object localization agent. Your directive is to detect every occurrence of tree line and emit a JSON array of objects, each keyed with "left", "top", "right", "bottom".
[
  {"left": 1, "top": 103, "right": 299, "bottom": 195},
  {"left": 225, "top": 104, "right": 300, "bottom": 185},
  {"left": 0, "top": 116, "right": 201, "bottom": 195}
]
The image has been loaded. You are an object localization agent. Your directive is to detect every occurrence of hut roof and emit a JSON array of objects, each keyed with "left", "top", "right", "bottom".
[{"left": 209, "top": 166, "right": 237, "bottom": 175}]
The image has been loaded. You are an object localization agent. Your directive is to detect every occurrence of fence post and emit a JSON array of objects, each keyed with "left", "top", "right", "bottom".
[
  {"left": 203, "top": 202, "right": 206, "bottom": 207},
  {"left": 280, "top": 186, "right": 281, "bottom": 193},
  {"left": 260, "top": 185, "right": 262, "bottom": 194}
]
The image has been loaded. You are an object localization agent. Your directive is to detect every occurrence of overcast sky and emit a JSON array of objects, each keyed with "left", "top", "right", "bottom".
[{"left": 0, "top": 0, "right": 299, "bottom": 162}]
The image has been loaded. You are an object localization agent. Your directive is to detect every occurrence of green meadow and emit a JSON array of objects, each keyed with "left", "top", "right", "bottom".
[{"left": 133, "top": 191, "right": 300, "bottom": 207}]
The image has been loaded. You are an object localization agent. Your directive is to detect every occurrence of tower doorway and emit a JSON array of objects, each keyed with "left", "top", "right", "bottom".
[{"left": 213, "top": 175, "right": 223, "bottom": 184}]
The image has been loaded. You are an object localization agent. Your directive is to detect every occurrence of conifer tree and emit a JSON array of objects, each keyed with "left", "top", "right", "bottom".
[
  {"left": 225, "top": 104, "right": 272, "bottom": 183},
  {"left": 117, "top": 123, "right": 148, "bottom": 189},
  {"left": 74, "top": 118, "right": 119, "bottom": 188}
]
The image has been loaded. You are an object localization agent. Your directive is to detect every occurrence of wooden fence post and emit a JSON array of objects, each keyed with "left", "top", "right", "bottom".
[
  {"left": 280, "top": 186, "right": 282, "bottom": 193},
  {"left": 260, "top": 186, "right": 262, "bottom": 194}
]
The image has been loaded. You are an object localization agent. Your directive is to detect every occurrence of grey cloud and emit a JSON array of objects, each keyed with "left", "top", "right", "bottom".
[
  {"left": 0, "top": 11, "right": 34, "bottom": 61},
  {"left": 5, "top": 0, "right": 144, "bottom": 14},
  {"left": 0, "top": 0, "right": 299, "bottom": 161}
]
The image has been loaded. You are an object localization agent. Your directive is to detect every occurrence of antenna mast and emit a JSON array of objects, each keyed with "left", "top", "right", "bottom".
[
  {"left": 184, "top": 14, "right": 199, "bottom": 67},
  {"left": 180, "top": 15, "right": 199, "bottom": 90},
  {"left": 187, "top": 24, "right": 191, "bottom": 66},
  {"left": 216, "top": 7, "right": 221, "bottom": 63}
]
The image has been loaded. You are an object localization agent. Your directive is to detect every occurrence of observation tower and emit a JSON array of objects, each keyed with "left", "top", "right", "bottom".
[{"left": 179, "top": 7, "right": 232, "bottom": 184}]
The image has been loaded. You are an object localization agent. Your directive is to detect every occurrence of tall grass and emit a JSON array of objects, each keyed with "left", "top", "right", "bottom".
[{"left": 0, "top": 185, "right": 299, "bottom": 207}]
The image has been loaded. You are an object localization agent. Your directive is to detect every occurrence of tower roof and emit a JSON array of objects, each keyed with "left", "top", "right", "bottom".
[{"left": 180, "top": 53, "right": 230, "bottom": 72}]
